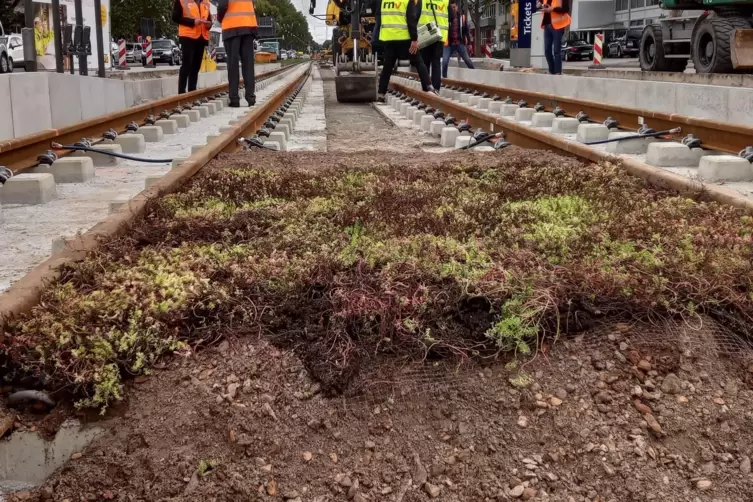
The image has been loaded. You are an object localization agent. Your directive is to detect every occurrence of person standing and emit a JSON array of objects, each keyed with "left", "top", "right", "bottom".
[
  {"left": 172, "top": 0, "right": 212, "bottom": 94},
  {"left": 419, "top": 0, "right": 449, "bottom": 91},
  {"left": 218, "top": 0, "right": 259, "bottom": 107},
  {"left": 377, "top": 0, "right": 436, "bottom": 102},
  {"left": 441, "top": 1, "right": 474, "bottom": 78},
  {"left": 539, "top": 0, "right": 570, "bottom": 75}
]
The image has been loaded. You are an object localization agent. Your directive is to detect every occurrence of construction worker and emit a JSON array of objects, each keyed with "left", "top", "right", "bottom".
[
  {"left": 172, "top": 0, "right": 213, "bottom": 94},
  {"left": 441, "top": 0, "right": 473, "bottom": 78},
  {"left": 538, "top": 0, "right": 570, "bottom": 74},
  {"left": 419, "top": 0, "right": 449, "bottom": 91},
  {"left": 218, "top": 0, "right": 259, "bottom": 107},
  {"left": 377, "top": 0, "right": 435, "bottom": 102}
]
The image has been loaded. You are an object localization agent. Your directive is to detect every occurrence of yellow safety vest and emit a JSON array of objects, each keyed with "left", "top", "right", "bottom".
[
  {"left": 379, "top": 0, "right": 410, "bottom": 42},
  {"left": 418, "top": 0, "right": 449, "bottom": 43}
]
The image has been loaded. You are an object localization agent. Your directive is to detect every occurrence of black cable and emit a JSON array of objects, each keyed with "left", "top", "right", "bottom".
[
  {"left": 584, "top": 128, "right": 681, "bottom": 146},
  {"left": 460, "top": 133, "right": 498, "bottom": 150},
  {"left": 0, "top": 166, "right": 12, "bottom": 185},
  {"left": 55, "top": 145, "right": 174, "bottom": 163}
]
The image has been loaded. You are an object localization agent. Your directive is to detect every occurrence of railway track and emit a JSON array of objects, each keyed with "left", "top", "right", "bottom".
[
  {"left": 390, "top": 71, "right": 753, "bottom": 212},
  {"left": 3, "top": 62, "right": 753, "bottom": 501},
  {"left": 2, "top": 61, "right": 753, "bottom": 320},
  {"left": 0, "top": 64, "right": 301, "bottom": 175},
  {"left": 0, "top": 63, "right": 310, "bottom": 316}
]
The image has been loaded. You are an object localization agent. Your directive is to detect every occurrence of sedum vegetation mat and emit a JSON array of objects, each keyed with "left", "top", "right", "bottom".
[{"left": 2, "top": 150, "right": 753, "bottom": 411}]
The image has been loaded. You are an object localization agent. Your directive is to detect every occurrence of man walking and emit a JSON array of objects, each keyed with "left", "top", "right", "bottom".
[
  {"left": 376, "top": 0, "right": 436, "bottom": 102},
  {"left": 172, "top": 0, "right": 212, "bottom": 94},
  {"left": 441, "top": 0, "right": 473, "bottom": 78},
  {"left": 419, "top": 0, "right": 449, "bottom": 91},
  {"left": 218, "top": 0, "right": 259, "bottom": 107},
  {"left": 539, "top": 0, "right": 570, "bottom": 74}
]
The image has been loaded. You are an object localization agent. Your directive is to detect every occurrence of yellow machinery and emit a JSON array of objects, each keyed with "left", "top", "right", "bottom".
[{"left": 310, "top": 0, "right": 379, "bottom": 101}]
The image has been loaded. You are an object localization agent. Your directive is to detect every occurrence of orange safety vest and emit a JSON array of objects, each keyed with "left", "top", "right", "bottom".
[
  {"left": 178, "top": 0, "right": 212, "bottom": 40},
  {"left": 541, "top": 0, "right": 571, "bottom": 29},
  {"left": 221, "top": 0, "right": 258, "bottom": 30},
  {"left": 444, "top": 13, "right": 466, "bottom": 46}
]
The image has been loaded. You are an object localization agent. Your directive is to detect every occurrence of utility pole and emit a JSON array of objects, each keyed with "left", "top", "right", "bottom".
[
  {"left": 23, "top": 0, "right": 37, "bottom": 72},
  {"left": 93, "top": 0, "right": 105, "bottom": 76},
  {"left": 51, "top": 0, "right": 64, "bottom": 72},
  {"left": 74, "top": 0, "right": 88, "bottom": 75}
]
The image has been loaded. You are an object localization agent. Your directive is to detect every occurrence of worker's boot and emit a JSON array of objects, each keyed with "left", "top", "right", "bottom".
[
  {"left": 247, "top": 95, "right": 256, "bottom": 107},
  {"left": 377, "top": 94, "right": 386, "bottom": 103},
  {"left": 228, "top": 100, "right": 241, "bottom": 108}
]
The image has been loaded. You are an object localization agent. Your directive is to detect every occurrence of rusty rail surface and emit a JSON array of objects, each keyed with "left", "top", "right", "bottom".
[
  {"left": 0, "top": 64, "right": 300, "bottom": 174},
  {"left": 396, "top": 71, "right": 753, "bottom": 156},
  {"left": 389, "top": 79, "right": 753, "bottom": 215},
  {"left": 0, "top": 65, "right": 311, "bottom": 327}
]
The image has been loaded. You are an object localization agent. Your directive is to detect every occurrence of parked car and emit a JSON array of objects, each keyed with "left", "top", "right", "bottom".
[
  {"left": 561, "top": 39, "right": 593, "bottom": 62},
  {"left": 126, "top": 43, "right": 143, "bottom": 63},
  {"left": 7, "top": 33, "right": 23, "bottom": 70},
  {"left": 148, "top": 39, "right": 181, "bottom": 65},
  {"left": 280, "top": 51, "right": 288, "bottom": 60},
  {"left": 111, "top": 41, "right": 119, "bottom": 65},
  {"left": 607, "top": 28, "right": 642, "bottom": 58},
  {"left": 0, "top": 21, "right": 11, "bottom": 74},
  {"left": 215, "top": 45, "right": 226, "bottom": 62}
]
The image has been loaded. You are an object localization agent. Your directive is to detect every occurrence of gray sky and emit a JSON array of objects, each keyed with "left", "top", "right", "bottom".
[{"left": 289, "top": 0, "right": 332, "bottom": 44}]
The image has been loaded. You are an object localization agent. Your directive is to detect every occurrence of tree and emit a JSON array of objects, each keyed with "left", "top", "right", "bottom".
[
  {"left": 1, "top": 0, "right": 27, "bottom": 33},
  {"left": 110, "top": 0, "right": 176, "bottom": 40}
]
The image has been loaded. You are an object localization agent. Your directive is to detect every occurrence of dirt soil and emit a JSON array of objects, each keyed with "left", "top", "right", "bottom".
[
  {"left": 5, "top": 100, "right": 753, "bottom": 502},
  {"left": 8, "top": 318, "right": 753, "bottom": 502}
]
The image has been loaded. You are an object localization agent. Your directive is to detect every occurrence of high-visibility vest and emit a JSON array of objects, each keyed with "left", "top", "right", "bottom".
[
  {"left": 418, "top": 0, "right": 449, "bottom": 43},
  {"left": 379, "top": 0, "right": 410, "bottom": 42},
  {"left": 443, "top": 12, "right": 465, "bottom": 46},
  {"left": 541, "top": 0, "right": 571, "bottom": 29},
  {"left": 221, "top": 0, "right": 258, "bottom": 31},
  {"left": 178, "top": 0, "right": 212, "bottom": 40}
]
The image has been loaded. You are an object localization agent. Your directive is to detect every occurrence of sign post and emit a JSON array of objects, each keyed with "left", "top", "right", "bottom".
[
  {"left": 510, "top": 0, "right": 535, "bottom": 67},
  {"left": 590, "top": 33, "right": 606, "bottom": 69}
]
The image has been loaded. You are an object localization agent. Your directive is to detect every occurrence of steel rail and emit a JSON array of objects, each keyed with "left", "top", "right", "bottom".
[
  {"left": 0, "top": 64, "right": 312, "bottom": 327},
  {"left": 0, "top": 64, "right": 301, "bottom": 175},
  {"left": 396, "top": 71, "right": 753, "bottom": 156},
  {"left": 389, "top": 80, "right": 753, "bottom": 215}
]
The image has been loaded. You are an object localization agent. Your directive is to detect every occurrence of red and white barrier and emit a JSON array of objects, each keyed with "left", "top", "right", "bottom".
[
  {"left": 118, "top": 39, "right": 127, "bottom": 69},
  {"left": 210, "top": 47, "right": 217, "bottom": 61},
  {"left": 593, "top": 33, "right": 604, "bottom": 67},
  {"left": 143, "top": 38, "right": 154, "bottom": 67}
]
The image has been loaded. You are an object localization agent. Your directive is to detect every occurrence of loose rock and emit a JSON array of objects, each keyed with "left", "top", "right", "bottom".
[
  {"left": 741, "top": 456, "right": 751, "bottom": 475},
  {"left": 424, "top": 482, "right": 441, "bottom": 498}
]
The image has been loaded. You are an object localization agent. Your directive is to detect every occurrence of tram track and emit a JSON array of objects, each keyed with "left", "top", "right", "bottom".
[
  {"left": 389, "top": 73, "right": 753, "bottom": 214},
  {"left": 0, "top": 63, "right": 310, "bottom": 323}
]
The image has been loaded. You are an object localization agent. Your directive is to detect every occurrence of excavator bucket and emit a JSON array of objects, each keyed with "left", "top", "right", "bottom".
[
  {"left": 335, "top": 73, "right": 378, "bottom": 102},
  {"left": 731, "top": 29, "right": 753, "bottom": 70}
]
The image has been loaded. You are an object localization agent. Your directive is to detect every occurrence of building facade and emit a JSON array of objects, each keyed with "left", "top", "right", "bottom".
[{"left": 471, "top": 0, "right": 512, "bottom": 54}]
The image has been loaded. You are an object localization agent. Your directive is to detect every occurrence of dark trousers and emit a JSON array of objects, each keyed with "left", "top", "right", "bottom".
[
  {"left": 378, "top": 41, "right": 432, "bottom": 95},
  {"left": 420, "top": 41, "right": 443, "bottom": 90},
  {"left": 225, "top": 34, "right": 256, "bottom": 104},
  {"left": 178, "top": 36, "right": 207, "bottom": 94},
  {"left": 543, "top": 25, "right": 565, "bottom": 74}
]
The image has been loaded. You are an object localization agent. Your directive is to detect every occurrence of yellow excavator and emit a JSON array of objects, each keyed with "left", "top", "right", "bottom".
[{"left": 310, "top": 0, "right": 379, "bottom": 101}]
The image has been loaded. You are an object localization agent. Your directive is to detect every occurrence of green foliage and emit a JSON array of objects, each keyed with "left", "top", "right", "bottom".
[
  {"left": 5, "top": 153, "right": 753, "bottom": 409},
  {"left": 110, "top": 0, "right": 176, "bottom": 40},
  {"left": 198, "top": 459, "right": 218, "bottom": 476},
  {"left": 486, "top": 294, "right": 538, "bottom": 355}
]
